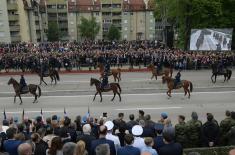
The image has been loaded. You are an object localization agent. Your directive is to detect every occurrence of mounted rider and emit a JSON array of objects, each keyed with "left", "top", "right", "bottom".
[
  {"left": 218, "top": 60, "right": 225, "bottom": 73},
  {"left": 174, "top": 70, "right": 181, "bottom": 88},
  {"left": 101, "top": 59, "right": 110, "bottom": 90},
  {"left": 157, "top": 61, "right": 163, "bottom": 74},
  {"left": 20, "top": 74, "right": 28, "bottom": 93}
]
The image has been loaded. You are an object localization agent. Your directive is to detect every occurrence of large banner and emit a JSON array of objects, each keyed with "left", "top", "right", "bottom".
[{"left": 190, "top": 28, "right": 233, "bottom": 51}]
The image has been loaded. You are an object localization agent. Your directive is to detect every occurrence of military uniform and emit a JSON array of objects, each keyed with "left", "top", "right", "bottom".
[
  {"left": 186, "top": 119, "right": 202, "bottom": 148},
  {"left": 220, "top": 117, "right": 235, "bottom": 145},
  {"left": 174, "top": 71, "right": 181, "bottom": 88},
  {"left": 20, "top": 75, "right": 27, "bottom": 93},
  {"left": 175, "top": 122, "right": 187, "bottom": 148},
  {"left": 101, "top": 61, "right": 110, "bottom": 89}
]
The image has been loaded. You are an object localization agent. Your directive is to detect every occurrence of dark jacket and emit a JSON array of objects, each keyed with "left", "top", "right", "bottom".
[
  {"left": 90, "top": 138, "right": 116, "bottom": 155},
  {"left": 77, "top": 134, "right": 96, "bottom": 155},
  {"left": 117, "top": 145, "right": 140, "bottom": 155},
  {"left": 201, "top": 121, "right": 220, "bottom": 146},
  {"left": 159, "top": 142, "right": 183, "bottom": 155}
]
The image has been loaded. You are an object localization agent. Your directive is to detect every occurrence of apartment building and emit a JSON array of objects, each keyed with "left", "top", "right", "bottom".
[
  {"left": 67, "top": 0, "right": 102, "bottom": 41},
  {"left": 0, "top": 0, "right": 11, "bottom": 43},
  {"left": 122, "top": 0, "right": 155, "bottom": 40}
]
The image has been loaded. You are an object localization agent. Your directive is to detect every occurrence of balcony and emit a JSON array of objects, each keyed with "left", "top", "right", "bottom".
[
  {"left": 101, "top": 8, "right": 112, "bottom": 12},
  {"left": 112, "top": 8, "right": 122, "bottom": 12},
  {"left": 9, "top": 25, "right": 20, "bottom": 32},
  {"left": 47, "top": 8, "right": 58, "bottom": 13},
  {"left": 11, "top": 35, "right": 21, "bottom": 42},
  {"left": 57, "top": 8, "right": 67, "bottom": 13},
  {"left": 112, "top": 15, "right": 122, "bottom": 20},
  {"left": 7, "top": 3, "right": 18, "bottom": 10},
  {"left": 8, "top": 14, "right": 19, "bottom": 21},
  {"left": 58, "top": 16, "right": 67, "bottom": 21},
  {"left": 59, "top": 23, "right": 68, "bottom": 29},
  {"left": 35, "top": 25, "right": 40, "bottom": 30}
]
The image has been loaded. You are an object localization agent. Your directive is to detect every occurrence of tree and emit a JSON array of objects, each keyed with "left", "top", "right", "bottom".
[
  {"left": 47, "top": 21, "right": 59, "bottom": 41},
  {"left": 78, "top": 17, "right": 100, "bottom": 40},
  {"left": 107, "top": 25, "right": 121, "bottom": 41}
]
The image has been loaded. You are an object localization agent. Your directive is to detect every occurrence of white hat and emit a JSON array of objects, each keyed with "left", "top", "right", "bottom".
[
  {"left": 132, "top": 125, "right": 143, "bottom": 136},
  {"left": 104, "top": 121, "right": 114, "bottom": 131}
]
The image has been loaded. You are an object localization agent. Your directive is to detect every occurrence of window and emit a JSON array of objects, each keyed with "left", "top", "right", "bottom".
[
  {"left": 124, "top": 27, "right": 127, "bottom": 31},
  {"left": 149, "top": 27, "right": 153, "bottom": 30},
  {"left": 70, "top": 13, "right": 73, "bottom": 17},
  {"left": 0, "top": 32, "right": 5, "bottom": 37},
  {"left": 123, "top": 12, "right": 128, "bottom": 16},
  {"left": 0, "top": 21, "right": 3, "bottom": 26},
  {"left": 95, "top": 12, "right": 99, "bottom": 16},
  {"left": 150, "top": 19, "right": 153, "bottom": 23},
  {"left": 130, "top": 12, "right": 133, "bottom": 15},
  {"left": 150, "top": 12, "right": 153, "bottom": 16},
  {"left": 70, "top": 21, "right": 74, "bottom": 25},
  {"left": 124, "top": 20, "right": 127, "bottom": 24},
  {"left": 149, "top": 34, "right": 153, "bottom": 38},
  {"left": 124, "top": 34, "right": 127, "bottom": 39}
]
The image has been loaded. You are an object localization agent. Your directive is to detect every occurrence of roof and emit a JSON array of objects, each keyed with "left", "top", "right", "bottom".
[
  {"left": 68, "top": 0, "right": 101, "bottom": 12},
  {"left": 123, "top": 0, "right": 155, "bottom": 11}
]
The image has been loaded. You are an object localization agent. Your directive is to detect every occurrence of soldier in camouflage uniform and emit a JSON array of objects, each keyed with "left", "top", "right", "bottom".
[
  {"left": 219, "top": 110, "right": 233, "bottom": 145},
  {"left": 175, "top": 115, "right": 187, "bottom": 148},
  {"left": 186, "top": 112, "right": 202, "bottom": 148},
  {"left": 224, "top": 111, "right": 235, "bottom": 145}
]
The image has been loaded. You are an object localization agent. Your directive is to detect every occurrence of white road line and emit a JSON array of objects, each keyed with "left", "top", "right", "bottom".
[
  {"left": 0, "top": 91, "right": 234, "bottom": 99},
  {"left": 2, "top": 110, "right": 63, "bottom": 114},
  {"left": 115, "top": 107, "right": 182, "bottom": 111}
]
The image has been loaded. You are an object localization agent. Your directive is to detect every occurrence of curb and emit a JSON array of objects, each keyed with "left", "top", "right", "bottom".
[{"left": 0, "top": 68, "right": 149, "bottom": 76}]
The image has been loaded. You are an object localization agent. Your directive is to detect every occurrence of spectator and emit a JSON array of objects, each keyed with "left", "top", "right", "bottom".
[
  {"left": 117, "top": 134, "right": 140, "bottom": 155},
  {"left": 46, "top": 137, "right": 63, "bottom": 155},
  {"left": 116, "top": 125, "right": 127, "bottom": 147},
  {"left": 132, "top": 125, "right": 145, "bottom": 150},
  {"left": 90, "top": 125, "right": 116, "bottom": 155},
  {"left": 74, "top": 140, "right": 88, "bottom": 155},
  {"left": 104, "top": 121, "right": 121, "bottom": 151},
  {"left": 158, "top": 130, "right": 183, "bottom": 155},
  {"left": 229, "top": 148, "right": 235, "bottom": 155},
  {"left": 31, "top": 133, "right": 48, "bottom": 155},
  {"left": 17, "top": 143, "right": 32, "bottom": 155},
  {"left": 95, "top": 144, "right": 110, "bottom": 155},
  {"left": 141, "top": 137, "right": 158, "bottom": 155},
  {"left": 137, "top": 110, "right": 145, "bottom": 122},
  {"left": 201, "top": 113, "right": 220, "bottom": 147},
  {"left": 62, "top": 142, "right": 76, "bottom": 155},
  {"left": 3, "top": 128, "right": 23, "bottom": 155},
  {"left": 77, "top": 124, "right": 96, "bottom": 155},
  {"left": 220, "top": 110, "right": 232, "bottom": 145},
  {"left": 186, "top": 112, "right": 202, "bottom": 148},
  {"left": 139, "top": 120, "right": 154, "bottom": 138},
  {"left": 153, "top": 123, "right": 165, "bottom": 152},
  {"left": 126, "top": 114, "right": 138, "bottom": 131},
  {"left": 175, "top": 115, "right": 187, "bottom": 148}
]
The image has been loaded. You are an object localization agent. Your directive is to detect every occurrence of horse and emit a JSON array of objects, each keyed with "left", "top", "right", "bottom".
[
  {"left": 32, "top": 67, "right": 60, "bottom": 85},
  {"left": 211, "top": 65, "right": 232, "bottom": 83},
  {"left": 8, "top": 77, "right": 41, "bottom": 104},
  {"left": 97, "top": 63, "right": 121, "bottom": 82},
  {"left": 90, "top": 78, "right": 121, "bottom": 102},
  {"left": 162, "top": 75, "right": 193, "bottom": 99},
  {"left": 147, "top": 64, "right": 173, "bottom": 80}
]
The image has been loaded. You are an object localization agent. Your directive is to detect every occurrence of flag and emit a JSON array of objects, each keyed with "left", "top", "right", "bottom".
[
  {"left": 64, "top": 107, "right": 67, "bottom": 117},
  {"left": 22, "top": 109, "right": 25, "bottom": 122},
  {"left": 40, "top": 108, "right": 44, "bottom": 123},
  {"left": 87, "top": 105, "right": 90, "bottom": 117},
  {"left": 3, "top": 108, "right": 6, "bottom": 120}
]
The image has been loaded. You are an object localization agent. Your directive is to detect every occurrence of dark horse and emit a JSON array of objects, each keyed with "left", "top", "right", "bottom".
[
  {"left": 162, "top": 75, "right": 193, "bottom": 99},
  {"left": 211, "top": 65, "right": 232, "bottom": 83},
  {"left": 32, "top": 67, "right": 60, "bottom": 85},
  {"left": 8, "top": 77, "right": 41, "bottom": 104},
  {"left": 90, "top": 78, "right": 121, "bottom": 102},
  {"left": 97, "top": 63, "right": 121, "bottom": 82}
]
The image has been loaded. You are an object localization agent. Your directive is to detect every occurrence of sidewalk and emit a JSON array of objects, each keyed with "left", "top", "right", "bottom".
[{"left": 0, "top": 65, "right": 149, "bottom": 76}]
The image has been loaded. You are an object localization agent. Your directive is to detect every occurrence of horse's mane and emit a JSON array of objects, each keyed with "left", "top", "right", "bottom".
[
  {"left": 9, "top": 77, "right": 19, "bottom": 85},
  {"left": 91, "top": 78, "right": 100, "bottom": 83}
]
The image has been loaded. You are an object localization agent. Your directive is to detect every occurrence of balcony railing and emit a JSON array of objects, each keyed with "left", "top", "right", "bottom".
[
  {"left": 9, "top": 25, "right": 20, "bottom": 32},
  {"left": 7, "top": 3, "right": 18, "bottom": 10},
  {"left": 8, "top": 14, "right": 19, "bottom": 21}
]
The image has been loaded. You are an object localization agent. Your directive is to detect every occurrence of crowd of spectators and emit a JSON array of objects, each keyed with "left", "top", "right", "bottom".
[
  {"left": 0, "top": 41, "right": 235, "bottom": 72},
  {"left": 1, "top": 109, "right": 235, "bottom": 155}
]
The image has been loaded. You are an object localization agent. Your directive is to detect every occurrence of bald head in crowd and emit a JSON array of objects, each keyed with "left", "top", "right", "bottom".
[{"left": 18, "top": 143, "right": 32, "bottom": 155}]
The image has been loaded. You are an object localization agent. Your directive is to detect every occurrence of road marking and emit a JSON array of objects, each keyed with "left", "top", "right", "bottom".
[
  {"left": 0, "top": 91, "right": 234, "bottom": 99},
  {"left": 2, "top": 110, "right": 63, "bottom": 114},
  {"left": 115, "top": 106, "right": 182, "bottom": 111}
]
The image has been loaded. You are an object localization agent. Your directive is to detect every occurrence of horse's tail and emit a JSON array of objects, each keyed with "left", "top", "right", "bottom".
[
  {"left": 189, "top": 81, "right": 193, "bottom": 92},
  {"left": 116, "top": 83, "right": 122, "bottom": 93},
  {"left": 117, "top": 68, "right": 121, "bottom": 81},
  {"left": 37, "top": 85, "right": 41, "bottom": 97},
  {"left": 55, "top": 70, "right": 60, "bottom": 81},
  {"left": 227, "top": 70, "right": 232, "bottom": 80}
]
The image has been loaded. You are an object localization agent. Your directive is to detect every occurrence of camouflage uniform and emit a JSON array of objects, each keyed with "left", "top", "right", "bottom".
[
  {"left": 175, "top": 122, "right": 188, "bottom": 148},
  {"left": 186, "top": 119, "right": 202, "bottom": 148},
  {"left": 220, "top": 117, "right": 235, "bottom": 145}
]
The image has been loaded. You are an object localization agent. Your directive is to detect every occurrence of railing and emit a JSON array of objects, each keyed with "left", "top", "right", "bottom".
[
  {"left": 9, "top": 25, "right": 20, "bottom": 32},
  {"left": 7, "top": 3, "right": 18, "bottom": 10},
  {"left": 8, "top": 14, "right": 19, "bottom": 21},
  {"left": 11, "top": 35, "right": 21, "bottom": 42}
]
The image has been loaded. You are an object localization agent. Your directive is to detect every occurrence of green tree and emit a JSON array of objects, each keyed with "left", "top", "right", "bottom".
[
  {"left": 47, "top": 21, "right": 59, "bottom": 41},
  {"left": 78, "top": 17, "right": 100, "bottom": 40},
  {"left": 107, "top": 25, "right": 121, "bottom": 41}
]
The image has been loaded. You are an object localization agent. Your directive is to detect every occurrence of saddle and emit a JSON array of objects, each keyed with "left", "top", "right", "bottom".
[
  {"left": 174, "top": 81, "right": 182, "bottom": 89},
  {"left": 100, "top": 84, "right": 111, "bottom": 90},
  {"left": 21, "top": 86, "right": 29, "bottom": 93},
  {"left": 43, "top": 71, "right": 49, "bottom": 76}
]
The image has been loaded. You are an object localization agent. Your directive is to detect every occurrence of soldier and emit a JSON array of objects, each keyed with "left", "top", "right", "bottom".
[
  {"left": 20, "top": 75, "right": 27, "bottom": 93},
  {"left": 101, "top": 60, "right": 110, "bottom": 90},
  {"left": 174, "top": 70, "right": 181, "bottom": 88},
  {"left": 220, "top": 110, "right": 232, "bottom": 145},
  {"left": 186, "top": 112, "right": 202, "bottom": 148},
  {"left": 175, "top": 115, "right": 187, "bottom": 148}
]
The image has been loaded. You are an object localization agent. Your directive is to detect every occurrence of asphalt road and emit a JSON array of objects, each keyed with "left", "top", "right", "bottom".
[{"left": 0, "top": 69, "right": 234, "bottom": 124}]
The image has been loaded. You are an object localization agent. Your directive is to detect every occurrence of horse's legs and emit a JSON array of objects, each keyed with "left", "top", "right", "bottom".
[
  {"left": 117, "top": 92, "right": 121, "bottom": 102},
  {"left": 50, "top": 76, "right": 53, "bottom": 85},
  {"left": 14, "top": 95, "right": 16, "bottom": 103},
  {"left": 187, "top": 88, "right": 191, "bottom": 98},
  {"left": 99, "top": 92, "right": 102, "bottom": 102},
  {"left": 224, "top": 75, "right": 226, "bottom": 82},
  {"left": 111, "top": 93, "right": 116, "bottom": 101},
  {"left": 19, "top": 95, "right": 23, "bottom": 105},
  {"left": 40, "top": 77, "right": 42, "bottom": 85},
  {"left": 54, "top": 76, "right": 57, "bottom": 85},
  {"left": 151, "top": 74, "right": 154, "bottom": 80},
  {"left": 93, "top": 92, "right": 98, "bottom": 101},
  {"left": 113, "top": 75, "right": 116, "bottom": 82},
  {"left": 211, "top": 74, "right": 214, "bottom": 83},
  {"left": 214, "top": 75, "right": 217, "bottom": 83}
]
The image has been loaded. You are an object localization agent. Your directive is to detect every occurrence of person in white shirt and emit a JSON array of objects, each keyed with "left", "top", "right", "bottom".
[
  {"left": 132, "top": 125, "right": 145, "bottom": 150},
  {"left": 104, "top": 121, "right": 121, "bottom": 152}
]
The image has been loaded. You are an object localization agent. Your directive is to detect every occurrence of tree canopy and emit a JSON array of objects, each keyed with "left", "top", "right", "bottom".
[
  {"left": 107, "top": 25, "right": 121, "bottom": 41},
  {"left": 47, "top": 21, "right": 59, "bottom": 42},
  {"left": 78, "top": 17, "right": 100, "bottom": 40}
]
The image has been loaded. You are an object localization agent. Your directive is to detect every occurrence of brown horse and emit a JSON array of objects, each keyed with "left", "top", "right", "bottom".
[
  {"left": 90, "top": 78, "right": 121, "bottom": 102},
  {"left": 97, "top": 63, "right": 121, "bottom": 82},
  {"left": 8, "top": 77, "right": 41, "bottom": 104},
  {"left": 162, "top": 75, "right": 193, "bottom": 98},
  {"left": 33, "top": 67, "right": 60, "bottom": 85},
  {"left": 147, "top": 64, "right": 173, "bottom": 80}
]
